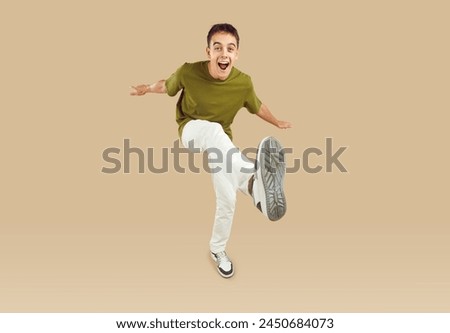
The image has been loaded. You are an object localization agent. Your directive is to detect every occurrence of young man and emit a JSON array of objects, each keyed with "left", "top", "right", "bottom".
[{"left": 131, "top": 23, "right": 292, "bottom": 278}]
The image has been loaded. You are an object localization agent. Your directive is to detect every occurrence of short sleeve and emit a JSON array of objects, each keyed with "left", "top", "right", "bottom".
[
  {"left": 244, "top": 78, "right": 262, "bottom": 114},
  {"left": 165, "top": 63, "right": 186, "bottom": 97}
]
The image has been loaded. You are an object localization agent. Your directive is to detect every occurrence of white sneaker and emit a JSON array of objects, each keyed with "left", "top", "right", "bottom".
[
  {"left": 210, "top": 251, "right": 234, "bottom": 278},
  {"left": 252, "top": 136, "right": 287, "bottom": 221}
]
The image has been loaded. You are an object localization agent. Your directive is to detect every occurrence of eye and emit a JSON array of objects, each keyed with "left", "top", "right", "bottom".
[
  {"left": 228, "top": 48, "right": 235, "bottom": 53},
  {"left": 214, "top": 47, "right": 221, "bottom": 51}
]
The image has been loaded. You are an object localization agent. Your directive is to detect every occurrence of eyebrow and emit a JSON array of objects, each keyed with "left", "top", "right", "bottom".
[{"left": 213, "top": 42, "right": 237, "bottom": 48}]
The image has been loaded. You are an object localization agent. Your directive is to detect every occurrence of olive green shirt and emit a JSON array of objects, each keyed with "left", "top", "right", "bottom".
[{"left": 165, "top": 61, "right": 262, "bottom": 140}]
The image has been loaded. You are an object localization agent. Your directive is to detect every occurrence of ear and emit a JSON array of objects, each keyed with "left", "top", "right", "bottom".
[{"left": 206, "top": 47, "right": 211, "bottom": 59}]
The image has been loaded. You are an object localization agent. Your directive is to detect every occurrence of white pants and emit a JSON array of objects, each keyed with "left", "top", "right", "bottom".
[{"left": 181, "top": 120, "right": 254, "bottom": 253}]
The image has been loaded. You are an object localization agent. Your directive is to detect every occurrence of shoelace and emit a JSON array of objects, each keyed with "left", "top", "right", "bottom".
[{"left": 214, "top": 251, "right": 230, "bottom": 265}]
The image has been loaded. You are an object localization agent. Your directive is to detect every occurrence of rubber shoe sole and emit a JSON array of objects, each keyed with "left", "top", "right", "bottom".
[{"left": 253, "top": 137, "right": 287, "bottom": 221}]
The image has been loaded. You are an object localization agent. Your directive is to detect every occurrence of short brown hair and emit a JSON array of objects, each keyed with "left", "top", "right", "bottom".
[{"left": 207, "top": 23, "right": 240, "bottom": 48}]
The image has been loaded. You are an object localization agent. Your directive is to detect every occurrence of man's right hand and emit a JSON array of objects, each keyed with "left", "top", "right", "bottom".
[
  {"left": 130, "top": 85, "right": 149, "bottom": 96},
  {"left": 130, "top": 80, "right": 167, "bottom": 95}
]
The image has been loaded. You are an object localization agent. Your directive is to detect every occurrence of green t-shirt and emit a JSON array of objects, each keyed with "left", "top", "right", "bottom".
[{"left": 165, "top": 61, "right": 262, "bottom": 140}]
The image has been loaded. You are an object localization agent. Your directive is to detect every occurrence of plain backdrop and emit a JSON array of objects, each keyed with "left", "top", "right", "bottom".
[{"left": 1, "top": 0, "right": 449, "bottom": 312}]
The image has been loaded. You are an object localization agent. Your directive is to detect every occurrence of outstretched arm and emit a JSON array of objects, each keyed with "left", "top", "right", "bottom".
[
  {"left": 130, "top": 80, "right": 167, "bottom": 96},
  {"left": 256, "top": 104, "right": 292, "bottom": 129}
]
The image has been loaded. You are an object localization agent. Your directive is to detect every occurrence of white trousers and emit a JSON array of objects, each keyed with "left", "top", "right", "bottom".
[{"left": 181, "top": 120, "right": 254, "bottom": 253}]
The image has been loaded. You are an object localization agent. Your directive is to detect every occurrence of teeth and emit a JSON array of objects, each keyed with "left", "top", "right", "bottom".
[{"left": 218, "top": 61, "right": 229, "bottom": 70}]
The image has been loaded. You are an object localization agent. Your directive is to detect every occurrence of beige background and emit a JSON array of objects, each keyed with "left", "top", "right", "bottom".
[{"left": 1, "top": 0, "right": 449, "bottom": 312}]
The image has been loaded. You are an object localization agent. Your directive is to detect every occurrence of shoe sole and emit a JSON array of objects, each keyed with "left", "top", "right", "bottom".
[
  {"left": 210, "top": 253, "right": 234, "bottom": 278},
  {"left": 255, "top": 137, "right": 287, "bottom": 221}
]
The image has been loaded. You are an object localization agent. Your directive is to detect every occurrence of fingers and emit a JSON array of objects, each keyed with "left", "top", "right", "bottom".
[
  {"left": 278, "top": 120, "right": 292, "bottom": 129},
  {"left": 130, "top": 85, "right": 143, "bottom": 96},
  {"left": 279, "top": 121, "right": 293, "bottom": 129}
]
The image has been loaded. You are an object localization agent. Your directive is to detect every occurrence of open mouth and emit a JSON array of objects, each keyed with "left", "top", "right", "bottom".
[{"left": 218, "top": 61, "right": 229, "bottom": 71}]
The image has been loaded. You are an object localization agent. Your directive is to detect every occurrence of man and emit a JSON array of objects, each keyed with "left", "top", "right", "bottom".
[{"left": 131, "top": 23, "right": 292, "bottom": 278}]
